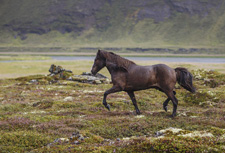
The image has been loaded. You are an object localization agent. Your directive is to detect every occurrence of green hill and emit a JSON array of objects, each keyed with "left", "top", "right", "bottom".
[{"left": 1, "top": 0, "right": 225, "bottom": 50}]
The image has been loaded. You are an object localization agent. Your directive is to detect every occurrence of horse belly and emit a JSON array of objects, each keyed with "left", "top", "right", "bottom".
[{"left": 125, "top": 70, "right": 156, "bottom": 91}]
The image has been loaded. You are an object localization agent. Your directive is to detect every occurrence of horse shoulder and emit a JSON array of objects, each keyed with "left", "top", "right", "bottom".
[{"left": 108, "top": 67, "right": 127, "bottom": 90}]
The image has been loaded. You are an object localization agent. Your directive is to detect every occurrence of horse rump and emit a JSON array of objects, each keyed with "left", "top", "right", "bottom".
[{"left": 175, "top": 67, "right": 196, "bottom": 93}]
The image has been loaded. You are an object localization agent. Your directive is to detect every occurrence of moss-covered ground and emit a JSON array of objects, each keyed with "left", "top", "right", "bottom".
[{"left": 0, "top": 61, "right": 224, "bottom": 152}]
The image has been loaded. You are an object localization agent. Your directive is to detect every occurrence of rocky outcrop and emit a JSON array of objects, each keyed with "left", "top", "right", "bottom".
[
  {"left": 48, "top": 64, "right": 110, "bottom": 84},
  {"left": 47, "top": 131, "right": 86, "bottom": 148},
  {"left": 68, "top": 72, "right": 110, "bottom": 84}
]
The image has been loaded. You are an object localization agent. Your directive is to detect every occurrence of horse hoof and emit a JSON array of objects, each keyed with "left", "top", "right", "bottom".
[
  {"left": 106, "top": 104, "right": 110, "bottom": 111},
  {"left": 170, "top": 113, "right": 176, "bottom": 118},
  {"left": 136, "top": 110, "right": 141, "bottom": 115},
  {"left": 163, "top": 106, "right": 167, "bottom": 112}
]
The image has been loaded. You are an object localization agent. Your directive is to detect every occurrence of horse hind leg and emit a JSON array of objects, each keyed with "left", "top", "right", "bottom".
[
  {"left": 166, "top": 91, "right": 178, "bottom": 117},
  {"left": 163, "top": 91, "right": 176, "bottom": 112},
  {"left": 127, "top": 91, "right": 141, "bottom": 115}
]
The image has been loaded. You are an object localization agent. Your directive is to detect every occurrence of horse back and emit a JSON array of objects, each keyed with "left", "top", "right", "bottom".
[{"left": 125, "top": 64, "right": 176, "bottom": 91}]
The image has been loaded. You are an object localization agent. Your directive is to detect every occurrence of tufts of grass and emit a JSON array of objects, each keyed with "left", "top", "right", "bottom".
[
  {"left": 0, "top": 68, "right": 224, "bottom": 152},
  {"left": 0, "top": 131, "right": 53, "bottom": 152}
]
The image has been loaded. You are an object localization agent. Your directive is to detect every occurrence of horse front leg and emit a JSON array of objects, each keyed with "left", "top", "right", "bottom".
[
  {"left": 103, "top": 85, "right": 121, "bottom": 111},
  {"left": 163, "top": 98, "right": 170, "bottom": 112},
  {"left": 127, "top": 91, "right": 141, "bottom": 115}
]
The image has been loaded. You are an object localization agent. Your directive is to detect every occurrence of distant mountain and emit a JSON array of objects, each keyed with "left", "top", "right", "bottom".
[{"left": 0, "top": 0, "right": 225, "bottom": 48}]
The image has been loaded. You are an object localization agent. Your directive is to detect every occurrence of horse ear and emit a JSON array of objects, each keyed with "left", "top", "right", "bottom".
[{"left": 97, "top": 49, "right": 101, "bottom": 56}]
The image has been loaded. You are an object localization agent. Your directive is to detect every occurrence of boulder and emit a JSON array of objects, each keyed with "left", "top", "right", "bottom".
[
  {"left": 63, "top": 96, "right": 74, "bottom": 102},
  {"left": 48, "top": 64, "right": 110, "bottom": 84},
  {"left": 48, "top": 64, "right": 73, "bottom": 80},
  {"left": 69, "top": 72, "right": 110, "bottom": 84}
]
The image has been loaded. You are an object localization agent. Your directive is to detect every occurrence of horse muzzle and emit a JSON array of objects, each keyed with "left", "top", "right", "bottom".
[{"left": 91, "top": 69, "right": 97, "bottom": 75}]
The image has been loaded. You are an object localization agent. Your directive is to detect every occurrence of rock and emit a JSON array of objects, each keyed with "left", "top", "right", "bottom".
[
  {"left": 72, "top": 141, "right": 80, "bottom": 145},
  {"left": 93, "top": 80, "right": 101, "bottom": 84},
  {"left": 179, "top": 131, "right": 214, "bottom": 138},
  {"left": 46, "top": 131, "right": 88, "bottom": 148},
  {"left": 122, "top": 137, "right": 130, "bottom": 141},
  {"left": 47, "top": 137, "right": 69, "bottom": 148},
  {"left": 135, "top": 115, "right": 145, "bottom": 118},
  {"left": 29, "top": 79, "right": 38, "bottom": 84},
  {"left": 155, "top": 127, "right": 183, "bottom": 137},
  {"left": 155, "top": 127, "right": 215, "bottom": 139},
  {"left": 70, "top": 131, "right": 85, "bottom": 142},
  {"left": 178, "top": 112, "right": 187, "bottom": 117},
  {"left": 204, "top": 79, "right": 218, "bottom": 88},
  {"left": 63, "top": 96, "right": 74, "bottom": 102},
  {"left": 155, "top": 131, "right": 164, "bottom": 137},
  {"left": 55, "top": 138, "right": 69, "bottom": 143},
  {"left": 48, "top": 64, "right": 73, "bottom": 80},
  {"left": 20, "top": 65, "right": 111, "bottom": 85},
  {"left": 199, "top": 101, "right": 217, "bottom": 107},
  {"left": 21, "top": 91, "right": 28, "bottom": 96},
  {"left": 190, "top": 116, "right": 198, "bottom": 118},
  {"left": 218, "top": 134, "right": 225, "bottom": 143},
  {"left": 71, "top": 72, "right": 110, "bottom": 84},
  {"left": 82, "top": 72, "right": 107, "bottom": 79},
  {"left": 78, "top": 136, "right": 85, "bottom": 141},
  {"left": 49, "top": 138, "right": 69, "bottom": 145}
]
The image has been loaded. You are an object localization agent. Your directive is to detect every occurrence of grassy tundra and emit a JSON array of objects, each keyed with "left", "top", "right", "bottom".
[{"left": 0, "top": 57, "right": 224, "bottom": 152}]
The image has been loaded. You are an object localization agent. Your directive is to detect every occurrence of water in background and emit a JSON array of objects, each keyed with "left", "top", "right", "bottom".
[
  {"left": 51, "top": 56, "right": 225, "bottom": 63},
  {"left": 1, "top": 56, "right": 225, "bottom": 63}
]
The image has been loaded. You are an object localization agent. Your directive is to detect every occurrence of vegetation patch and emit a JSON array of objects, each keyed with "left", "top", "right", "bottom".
[
  {"left": 0, "top": 68, "right": 224, "bottom": 152},
  {"left": 0, "top": 131, "right": 53, "bottom": 152}
]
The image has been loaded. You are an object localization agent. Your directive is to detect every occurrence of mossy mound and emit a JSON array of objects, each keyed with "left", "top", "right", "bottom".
[
  {"left": 15, "top": 75, "right": 52, "bottom": 83},
  {"left": 0, "top": 131, "right": 53, "bottom": 152},
  {"left": 192, "top": 69, "right": 225, "bottom": 88},
  {"left": 184, "top": 89, "right": 220, "bottom": 106}
]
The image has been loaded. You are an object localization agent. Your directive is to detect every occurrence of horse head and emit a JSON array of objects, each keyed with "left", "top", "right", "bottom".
[{"left": 91, "top": 50, "right": 106, "bottom": 75}]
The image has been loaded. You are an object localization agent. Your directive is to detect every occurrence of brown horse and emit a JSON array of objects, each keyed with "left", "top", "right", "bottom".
[{"left": 91, "top": 50, "right": 196, "bottom": 117}]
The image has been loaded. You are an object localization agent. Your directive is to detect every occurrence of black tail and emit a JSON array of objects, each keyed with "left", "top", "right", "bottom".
[{"left": 175, "top": 67, "right": 196, "bottom": 93}]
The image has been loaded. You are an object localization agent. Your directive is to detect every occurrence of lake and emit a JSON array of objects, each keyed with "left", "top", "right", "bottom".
[
  {"left": 51, "top": 56, "right": 225, "bottom": 63},
  {"left": 1, "top": 56, "right": 225, "bottom": 63}
]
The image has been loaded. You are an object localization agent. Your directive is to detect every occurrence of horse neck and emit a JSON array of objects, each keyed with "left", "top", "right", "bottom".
[{"left": 103, "top": 51, "right": 135, "bottom": 69}]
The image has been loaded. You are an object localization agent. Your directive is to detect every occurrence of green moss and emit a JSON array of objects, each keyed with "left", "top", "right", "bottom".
[
  {"left": 0, "top": 68, "right": 225, "bottom": 152},
  {"left": 15, "top": 74, "right": 52, "bottom": 82},
  {"left": 0, "top": 103, "right": 29, "bottom": 113},
  {"left": 32, "top": 100, "right": 54, "bottom": 109},
  {"left": 58, "top": 103, "right": 84, "bottom": 109},
  {"left": 208, "top": 127, "right": 225, "bottom": 137},
  {"left": 192, "top": 69, "right": 225, "bottom": 87},
  {"left": 183, "top": 89, "right": 219, "bottom": 105},
  {"left": 0, "top": 131, "right": 53, "bottom": 152}
]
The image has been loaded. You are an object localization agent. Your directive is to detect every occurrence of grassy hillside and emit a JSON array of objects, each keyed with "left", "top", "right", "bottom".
[{"left": 0, "top": 0, "right": 225, "bottom": 50}]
